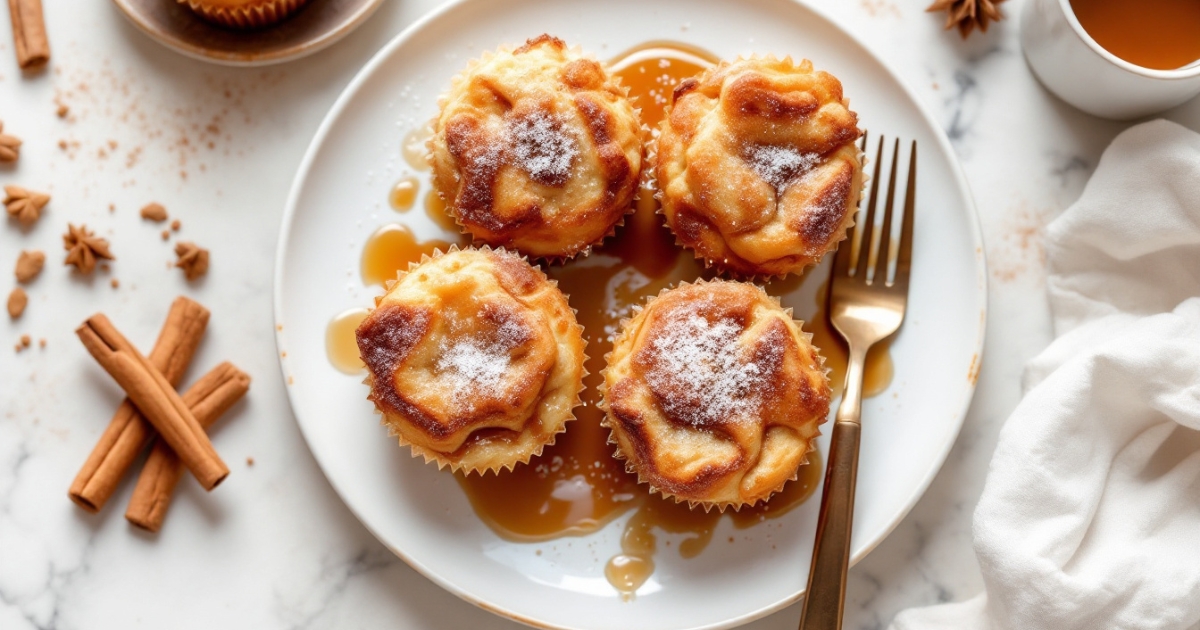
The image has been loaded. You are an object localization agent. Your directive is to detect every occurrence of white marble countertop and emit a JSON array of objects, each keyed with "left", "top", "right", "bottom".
[{"left": 2, "top": 1, "right": 1197, "bottom": 628}]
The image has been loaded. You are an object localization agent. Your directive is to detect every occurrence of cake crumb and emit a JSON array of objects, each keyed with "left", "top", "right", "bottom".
[
  {"left": 110, "top": 278, "right": 119, "bottom": 289},
  {"left": 170, "top": 219, "right": 181, "bottom": 232},
  {"left": 38, "top": 338, "right": 45, "bottom": 348},
  {"left": 15, "top": 250, "right": 45, "bottom": 283},
  {"left": 20, "top": 334, "right": 30, "bottom": 348},
  {"left": 161, "top": 229, "right": 170, "bottom": 241},
  {"left": 7, "top": 287, "right": 27, "bottom": 319},
  {"left": 140, "top": 202, "right": 168, "bottom": 222},
  {"left": 174, "top": 241, "right": 209, "bottom": 280},
  {"left": 246, "top": 457, "right": 255, "bottom": 467},
  {"left": 108, "top": 203, "right": 115, "bottom": 213}
]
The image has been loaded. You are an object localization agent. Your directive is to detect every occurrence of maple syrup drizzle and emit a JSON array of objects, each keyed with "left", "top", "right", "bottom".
[
  {"left": 360, "top": 41, "right": 898, "bottom": 599},
  {"left": 360, "top": 223, "right": 462, "bottom": 287},
  {"left": 424, "top": 191, "right": 460, "bottom": 233},
  {"left": 608, "top": 41, "right": 719, "bottom": 129},
  {"left": 801, "top": 280, "right": 893, "bottom": 399},
  {"left": 402, "top": 124, "right": 433, "bottom": 171},
  {"left": 389, "top": 176, "right": 419, "bottom": 211},
  {"left": 604, "top": 451, "right": 823, "bottom": 599},
  {"left": 326, "top": 308, "right": 369, "bottom": 374},
  {"left": 1069, "top": 0, "right": 1200, "bottom": 70}
]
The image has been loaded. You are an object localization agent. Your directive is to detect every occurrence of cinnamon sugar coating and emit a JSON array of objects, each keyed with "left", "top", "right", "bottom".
[
  {"left": 428, "top": 35, "right": 645, "bottom": 260},
  {"left": 656, "top": 57, "right": 863, "bottom": 277},
  {"left": 602, "top": 280, "right": 830, "bottom": 509},
  {"left": 355, "top": 248, "right": 586, "bottom": 474}
]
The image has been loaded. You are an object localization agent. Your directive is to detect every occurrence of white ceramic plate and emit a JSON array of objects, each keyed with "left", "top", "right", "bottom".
[{"left": 274, "top": 0, "right": 987, "bottom": 628}]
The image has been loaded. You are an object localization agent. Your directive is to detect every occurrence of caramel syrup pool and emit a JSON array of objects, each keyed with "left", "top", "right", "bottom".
[{"left": 329, "top": 40, "right": 898, "bottom": 600}]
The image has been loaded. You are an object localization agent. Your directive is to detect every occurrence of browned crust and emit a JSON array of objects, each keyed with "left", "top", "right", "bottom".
[{"left": 357, "top": 304, "right": 434, "bottom": 427}]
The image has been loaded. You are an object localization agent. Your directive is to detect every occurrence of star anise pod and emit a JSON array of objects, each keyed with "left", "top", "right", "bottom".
[
  {"left": 927, "top": 0, "right": 1006, "bottom": 39},
  {"left": 63, "top": 223, "right": 115, "bottom": 275},
  {"left": 0, "top": 122, "right": 20, "bottom": 162},
  {"left": 4, "top": 185, "right": 50, "bottom": 227},
  {"left": 174, "top": 241, "right": 209, "bottom": 281}
]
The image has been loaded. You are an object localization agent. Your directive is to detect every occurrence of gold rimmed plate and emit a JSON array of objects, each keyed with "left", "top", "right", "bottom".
[{"left": 111, "top": 0, "right": 384, "bottom": 66}]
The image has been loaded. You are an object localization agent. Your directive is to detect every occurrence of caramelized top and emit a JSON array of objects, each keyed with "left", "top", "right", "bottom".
[
  {"left": 656, "top": 57, "right": 862, "bottom": 277},
  {"left": 356, "top": 248, "right": 586, "bottom": 474},
  {"left": 603, "top": 280, "right": 830, "bottom": 508},
  {"left": 428, "top": 35, "right": 645, "bottom": 260}
]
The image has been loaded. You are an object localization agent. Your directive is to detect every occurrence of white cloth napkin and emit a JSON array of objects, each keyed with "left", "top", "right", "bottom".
[{"left": 890, "top": 119, "right": 1200, "bottom": 630}]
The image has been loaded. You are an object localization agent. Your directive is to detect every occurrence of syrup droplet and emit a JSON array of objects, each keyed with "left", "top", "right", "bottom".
[
  {"left": 326, "top": 308, "right": 369, "bottom": 374},
  {"left": 389, "top": 177, "right": 419, "bottom": 211},
  {"left": 360, "top": 223, "right": 460, "bottom": 287}
]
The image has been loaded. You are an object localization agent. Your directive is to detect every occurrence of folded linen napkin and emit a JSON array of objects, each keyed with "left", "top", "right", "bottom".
[{"left": 890, "top": 119, "right": 1200, "bottom": 630}]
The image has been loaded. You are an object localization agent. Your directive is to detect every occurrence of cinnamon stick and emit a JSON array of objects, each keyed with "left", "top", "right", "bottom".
[
  {"left": 77, "top": 314, "right": 229, "bottom": 490},
  {"left": 126, "top": 362, "right": 250, "bottom": 532},
  {"left": 6, "top": 0, "right": 49, "bottom": 69},
  {"left": 69, "top": 297, "right": 208, "bottom": 513}
]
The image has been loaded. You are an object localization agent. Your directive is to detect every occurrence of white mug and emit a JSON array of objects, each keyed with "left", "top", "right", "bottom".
[{"left": 1020, "top": 0, "right": 1200, "bottom": 120}]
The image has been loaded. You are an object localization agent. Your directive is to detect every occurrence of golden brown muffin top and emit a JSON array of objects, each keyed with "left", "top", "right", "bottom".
[
  {"left": 656, "top": 57, "right": 862, "bottom": 277},
  {"left": 428, "top": 35, "right": 644, "bottom": 260},
  {"left": 603, "top": 280, "right": 830, "bottom": 508},
  {"left": 356, "top": 247, "right": 585, "bottom": 474}
]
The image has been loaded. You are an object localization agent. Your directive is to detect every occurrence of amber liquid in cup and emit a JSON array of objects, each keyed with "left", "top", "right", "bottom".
[{"left": 1069, "top": 0, "right": 1200, "bottom": 70}]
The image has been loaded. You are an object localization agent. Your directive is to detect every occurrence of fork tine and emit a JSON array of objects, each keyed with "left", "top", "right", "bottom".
[
  {"left": 854, "top": 135, "right": 885, "bottom": 277},
  {"left": 874, "top": 138, "right": 900, "bottom": 285},
  {"left": 834, "top": 131, "right": 868, "bottom": 278},
  {"left": 894, "top": 140, "right": 917, "bottom": 287}
]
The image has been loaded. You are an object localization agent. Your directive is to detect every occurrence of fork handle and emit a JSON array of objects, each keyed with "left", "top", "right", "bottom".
[{"left": 797, "top": 419, "right": 861, "bottom": 630}]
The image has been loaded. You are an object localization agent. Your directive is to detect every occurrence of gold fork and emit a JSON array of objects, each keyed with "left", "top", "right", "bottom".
[{"left": 798, "top": 135, "right": 917, "bottom": 630}]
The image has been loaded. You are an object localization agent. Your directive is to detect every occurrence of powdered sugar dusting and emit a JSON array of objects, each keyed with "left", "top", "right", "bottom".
[
  {"left": 645, "top": 306, "right": 778, "bottom": 427},
  {"left": 437, "top": 340, "right": 511, "bottom": 407},
  {"left": 744, "top": 144, "right": 820, "bottom": 191},
  {"left": 508, "top": 110, "right": 578, "bottom": 186},
  {"left": 436, "top": 314, "right": 526, "bottom": 410}
]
